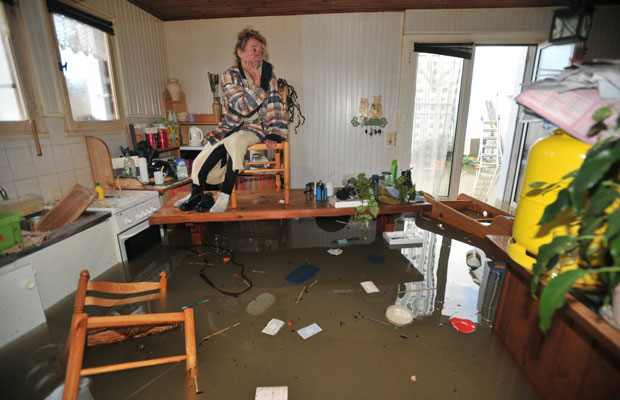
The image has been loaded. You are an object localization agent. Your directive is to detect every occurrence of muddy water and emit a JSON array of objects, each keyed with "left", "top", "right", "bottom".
[{"left": 0, "top": 216, "right": 540, "bottom": 399}]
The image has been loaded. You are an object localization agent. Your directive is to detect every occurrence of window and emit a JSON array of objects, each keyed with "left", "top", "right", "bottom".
[
  {"left": 48, "top": 0, "right": 123, "bottom": 132},
  {"left": 0, "top": 2, "right": 37, "bottom": 135}
]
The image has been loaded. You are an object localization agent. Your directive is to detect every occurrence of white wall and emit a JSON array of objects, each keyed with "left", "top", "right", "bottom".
[
  {"left": 165, "top": 12, "right": 403, "bottom": 188},
  {"left": 1, "top": 0, "right": 167, "bottom": 205}
]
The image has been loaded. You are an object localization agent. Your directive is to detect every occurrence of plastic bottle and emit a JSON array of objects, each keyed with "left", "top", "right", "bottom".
[
  {"left": 123, "top": 156, "right": 136, "bottom": 178},
  {"left": 391, "top": 159, "right": 398, "bottom": 186},
  {"left": 94, "top": 182, "right": 104, "bottom": 200}
]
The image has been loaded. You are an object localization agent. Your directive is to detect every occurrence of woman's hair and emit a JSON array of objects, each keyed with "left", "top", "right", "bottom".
[{"left": 234, "top": 28, "right": 266, "bottom": 64}]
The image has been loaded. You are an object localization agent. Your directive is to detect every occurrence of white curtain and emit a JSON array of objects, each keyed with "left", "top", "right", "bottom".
[
  {"left": 52, "top": 14, "right": 108, "bottom": 61},
  {"left": 410, "top": 53, "right": 463, "bottom": 197}
]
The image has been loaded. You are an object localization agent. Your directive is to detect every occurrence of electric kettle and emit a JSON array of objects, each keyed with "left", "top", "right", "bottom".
[{"left": 189, "top": 126, "right": 204, "bottom": 147}]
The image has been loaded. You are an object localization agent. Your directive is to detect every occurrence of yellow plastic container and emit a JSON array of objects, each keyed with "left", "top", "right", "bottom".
[
  {"left": 95, "top": 182, "right": 104, "bottom": 200},
  {"left": 508, "top": 130, "right": 598, "bottom": 285}
]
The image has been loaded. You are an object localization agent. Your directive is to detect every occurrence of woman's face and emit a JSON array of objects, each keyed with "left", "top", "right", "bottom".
[{"left": 238, "top": 38, "right": 264, "bottom": 66}]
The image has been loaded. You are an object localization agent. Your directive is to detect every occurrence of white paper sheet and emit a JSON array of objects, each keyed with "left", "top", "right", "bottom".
[
  {"left": 360, "top": 281, "right": 380, "bottom": 293},
  {"left": 297, "top": 323, "right": 322, "bottom": 339}
]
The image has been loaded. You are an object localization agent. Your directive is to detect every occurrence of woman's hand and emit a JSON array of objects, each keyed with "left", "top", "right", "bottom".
[
  {"left": 242, "top": 60, "right": 261, "bottom": 85},
  {"left": 265, "top": 139, "right": 277, "bottom": 150}
]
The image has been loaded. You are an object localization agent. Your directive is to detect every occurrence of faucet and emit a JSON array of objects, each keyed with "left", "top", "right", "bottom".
[{"left": 0, "top": 186, "right": 7, "bottom": 201}]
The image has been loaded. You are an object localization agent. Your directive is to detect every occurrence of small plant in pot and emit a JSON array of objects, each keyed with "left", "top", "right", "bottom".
[{"left": 530, "top": 135, "right": 620, "bottom": 332}]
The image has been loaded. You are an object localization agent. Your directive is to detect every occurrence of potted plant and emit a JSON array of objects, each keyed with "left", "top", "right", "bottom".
[
  {"left": 530, "top": 135, "right": 620, "bottom": 332},
  {"left": 277, "top": 78, "right": 305, "bottom": 135}
]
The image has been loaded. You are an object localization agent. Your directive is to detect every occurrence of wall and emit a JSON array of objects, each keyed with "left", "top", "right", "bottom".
[
  {"left": 1, "top": 0, "right": 167, "bottom": 205},
  {"left": 165, "top": 12, "right": 403, "bottom": 188}
]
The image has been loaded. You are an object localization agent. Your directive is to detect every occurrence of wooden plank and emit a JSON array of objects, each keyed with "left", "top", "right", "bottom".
[
  {"left": 86, "top": 312, "right": 185, "bottom": 329},
  {"left": 34, "top": 184, "right": 96, "bottom": 232},
  {"left": 84, "top": 293, "right": 162, "bottom": 307},
  {"left": 86, "top": 136, "right": 115, "bottom": 190},
  {"left": 80, "top": 355, "right": 188, "bottom": 376},
  {"left": 150, "top": 189, "right": 431, "bottom": 225},
  {"left": 576, "top": 341, "right": 620, "bottom": 399},
  {"left": 87, "top": 280, "right": 161, "bottom": 294}
]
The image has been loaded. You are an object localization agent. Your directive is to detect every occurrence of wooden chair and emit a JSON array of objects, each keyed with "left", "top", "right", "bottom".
[
  {"left": 230, "top": 140, "right": 290, "bottom": 208},
  {"left": 62, "top": 270, "right": 196, "bottom": 400}
]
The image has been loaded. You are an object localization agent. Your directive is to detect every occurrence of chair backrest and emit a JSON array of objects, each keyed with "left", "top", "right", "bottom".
[{"left": 73, "top": 270, "right": 167, "bottom": 313}]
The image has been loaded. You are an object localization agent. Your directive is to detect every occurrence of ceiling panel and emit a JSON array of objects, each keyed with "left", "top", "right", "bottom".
[{"left": 127, "top": 0, "right": 614, "bottom": 21}]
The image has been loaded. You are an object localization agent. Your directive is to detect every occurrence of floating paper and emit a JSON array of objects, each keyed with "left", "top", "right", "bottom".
[
  {"left": 327, "top": 248, "right": 343, "bottom": 255},
  {"left": 255, "top": 386, "right": 288, "bottom": 400},
  {"left": 297, "top": 323, "right": 322, "bottom": 339},
  {"left": 360, "top": 281, "right": 380, "bottom": 293},
  {"left": 261, "top": 318, "right": 285, "bottom": 336}
]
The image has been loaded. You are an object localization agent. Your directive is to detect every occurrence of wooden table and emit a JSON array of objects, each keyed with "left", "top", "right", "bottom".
[
  {"left": 149, "top": 189, "right": 431, "bottom": 245},
  {"left": 142, "top": 178, "right": 192, "bottom": 204},
  {"left": 487, "top": 234, "right": 620, "bottom": 400}
]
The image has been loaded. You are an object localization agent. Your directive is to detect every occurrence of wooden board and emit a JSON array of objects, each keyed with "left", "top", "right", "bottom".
[
  {"left": 86, "top": 136, "right": 116, "bottom": 190},
  {"left": 423, "top": 193, "right": 513, "bottom": 238},
  {"left": 149, "top": 188, "right": 431, "bottom": 225},
  {"left": 34, "top": 184, "right": 96, "bottom": 232}
]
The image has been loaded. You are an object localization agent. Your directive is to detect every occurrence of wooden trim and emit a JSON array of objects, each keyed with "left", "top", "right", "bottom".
[
  {"left": 80, "top": 355, "right": 188, "bottom": 376},
  {"left": 84, "top": 293, "right": 162, "bottom": 307},
  {"left": 86, "top": 312, "right": 186, "bottom": 329},
  {"left": 86, "top": 280, "right": 162, "bottom": 294}
]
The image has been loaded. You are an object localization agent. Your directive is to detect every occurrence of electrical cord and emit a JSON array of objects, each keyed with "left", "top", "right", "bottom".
[{"left": 193, "top": 245, "right": 253, "bottom": 297}]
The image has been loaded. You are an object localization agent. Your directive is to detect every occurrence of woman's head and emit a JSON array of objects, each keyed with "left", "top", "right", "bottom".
[{"left": 235, "top": 28, "right": 266, "bottom": 65}]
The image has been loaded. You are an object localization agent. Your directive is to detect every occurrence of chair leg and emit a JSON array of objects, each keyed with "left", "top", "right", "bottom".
[
  {"left": 230, "top": 187, "right": 237, "bottom": 208},
  {"left": 284, "top": 141, "right": 290, "bottom": 205},
  {"left": 183, "top": 308, "right": 197, "bottom": 377},
  {"left": 275, "top": 151, "right": 281, "bottom": 192},
  {"left": 63, "top": 314, "right": 88, "bottom": 400}
]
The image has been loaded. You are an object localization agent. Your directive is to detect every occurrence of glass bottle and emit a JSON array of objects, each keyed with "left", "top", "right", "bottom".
[{"left": 123, "top": 156, "right": 136, "bottom": 178}]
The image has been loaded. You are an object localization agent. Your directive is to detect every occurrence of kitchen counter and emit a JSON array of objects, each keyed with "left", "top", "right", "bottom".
[{"left": 0, "top": 211, "right": 111, "bottom": 269}]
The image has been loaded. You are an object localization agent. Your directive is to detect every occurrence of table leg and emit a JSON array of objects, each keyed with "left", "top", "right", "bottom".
[
  {"left": 376, "top": 214, "right": 396, "bottom": 233},
  {"left": 187, "top": 223, "right": 208, "bottom": 246}
]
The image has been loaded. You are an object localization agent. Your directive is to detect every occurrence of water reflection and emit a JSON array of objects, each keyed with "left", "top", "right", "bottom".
[{"left": 395, "top": 217, "right": 505, "bottom": 328}]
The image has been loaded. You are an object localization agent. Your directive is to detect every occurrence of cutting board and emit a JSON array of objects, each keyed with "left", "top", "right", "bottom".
[
  {"left": 86, "top": 136, "right": 116, "bottom": 190},
  {"left": 34, "top": 184, "right": 96, "bottom": 232}
]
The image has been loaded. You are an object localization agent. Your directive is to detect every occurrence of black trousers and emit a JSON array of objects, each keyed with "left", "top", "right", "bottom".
[{"left": 196, "top": 145, "right": 237, "bottom": 195}]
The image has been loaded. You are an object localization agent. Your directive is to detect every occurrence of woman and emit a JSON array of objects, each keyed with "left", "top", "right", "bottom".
[{"left": 180, "top": 28, "right": 288, "bottom": 212}]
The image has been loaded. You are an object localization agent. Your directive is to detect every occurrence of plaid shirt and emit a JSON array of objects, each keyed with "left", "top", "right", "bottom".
[{"left": 212, "top": 63, "right": 288, "bottom": 142}]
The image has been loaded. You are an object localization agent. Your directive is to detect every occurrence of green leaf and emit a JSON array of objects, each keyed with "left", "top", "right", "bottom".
[
  {"left": 610, "top": 234, "right": 620, "bottom": 265},
  {"left": 529, "top": 181, "right": 548, "bottom": 189},
  {"left": 531, "top": 236, "right": 578, "bottom": 295},
  {"left": 604, "top": 208, "right": 620, "bottom": 243},
  {"left": 570, "top": 139, "right": 620, "bottom": 213},
  {"left": 592, "top": 105, "right": 612, "bottom": 122},
  {"left": 539, "top": 266, "right": 620, "bottom": 333},
  {"left": 539, "top": 189, "right": 571, "bottom": 225},
  {"left": 561, "top": 170, "right": 578, "bottom": 180},
  {"left": 584, "top": 186, "right": 620, "bottom": 217},
  {"left": 369, "top": 201, "right": 379, "bottom": 218}
]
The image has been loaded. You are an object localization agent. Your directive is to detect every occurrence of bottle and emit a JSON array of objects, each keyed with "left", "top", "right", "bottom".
[
  {"left": 123, "top": 156, "right": 136, "bottom": 178},
  {"left": 95, "top": 182, "right": 104, "bottom": 200}
]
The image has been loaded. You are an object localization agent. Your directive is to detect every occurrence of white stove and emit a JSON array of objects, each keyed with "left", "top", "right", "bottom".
[
  {"left": 87, "top": 190, "right": 162, "bottom": 267},
  {"left": 87, "top": 190, "right": 161, "bottom": 234}
]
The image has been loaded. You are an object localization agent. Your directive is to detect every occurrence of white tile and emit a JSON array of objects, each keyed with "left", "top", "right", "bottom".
[
  {"left": 57, "top": 170, "right": 77, "bottom": 196},
  {"left": 0, "top": 150, "right": 13, "bottom": 183},
  {"left": 51, "top": 145, "right": 73, "bottom": 173},
  {"left": 34, "top": 138, "right": 51, "bottom": 147},
  {"left": 4, "top": 139, "right": 30, "bottom": 149},
  {"left": 0, "top": 142, "right": 5, "bottom": 149},
  {"left": 15, "top": 178, "right": 41, "bottom": 197},
  {"left": 44, "top": 117, "right": 69, "bottom": 145},
  {"left": 31, "top": 145, "right": 57, "bottom": 176},
  {"left": 68, "top": 136, "right": 85, "bottom": 144},
  {"left": 1, "top": 182, "right": 17, "bottom": 199},
  {"left": 70, "top": 142, "right": 90, "bottom": 169},
  {"left": 74, "top": 167, "right": 94, "bottom": 188},
  {"left": 38, "top": 174, "right": 62, "bottom": 204},
  {"left": 7, "top": 147, "right": 36, "bottom": 180}
]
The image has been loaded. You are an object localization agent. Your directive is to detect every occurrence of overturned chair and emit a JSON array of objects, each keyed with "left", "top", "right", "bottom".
[
  {"left": 62, "top": 270, "right": 196, "bottom": 400},
  {"left": 229, "top": 140, "right": 290, "bottom": 208}
]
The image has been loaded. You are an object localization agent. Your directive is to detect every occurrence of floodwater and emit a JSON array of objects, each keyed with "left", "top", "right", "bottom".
[{"left": 0, "top": 216, "right": 541, "bottom": 399}]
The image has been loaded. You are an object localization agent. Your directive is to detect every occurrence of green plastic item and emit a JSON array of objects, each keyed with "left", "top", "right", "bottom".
[
  {"left": 0, "top": 212, "right": 23, "bottom": 251},
  {"left": 391, "top": 159, "right": 398, "bottom": 186}
]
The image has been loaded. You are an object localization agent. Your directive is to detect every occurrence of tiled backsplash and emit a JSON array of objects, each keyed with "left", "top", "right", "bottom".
[{"left": 0, "top": 117, "right": 127, "bottom": 205}]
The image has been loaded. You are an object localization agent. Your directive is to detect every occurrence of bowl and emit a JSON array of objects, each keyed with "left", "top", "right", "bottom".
[{"left": 385, "top": 305, "right": 414, "bottom": 326}]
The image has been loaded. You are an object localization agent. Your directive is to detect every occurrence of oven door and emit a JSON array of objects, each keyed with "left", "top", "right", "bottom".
[{"left": 117, "top": 220, "right": 162, "bottom": 264}]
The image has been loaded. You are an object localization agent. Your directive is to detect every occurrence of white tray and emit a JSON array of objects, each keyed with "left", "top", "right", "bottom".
[{"left": 382, "top": 231, "right": 423, "bottom": 245}]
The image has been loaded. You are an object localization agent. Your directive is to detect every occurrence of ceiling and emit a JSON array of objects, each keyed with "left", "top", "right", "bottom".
[{"left": 126, "top": 0, "right": 614, "bottom": 21}]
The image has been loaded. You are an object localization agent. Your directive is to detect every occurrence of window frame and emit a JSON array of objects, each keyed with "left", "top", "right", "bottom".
[
  {"left": 46, "top": 0, "right": 125, "bottom": 136},
  {"left": 0, "top": 2, "right": 44, "bottom": 139}
]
